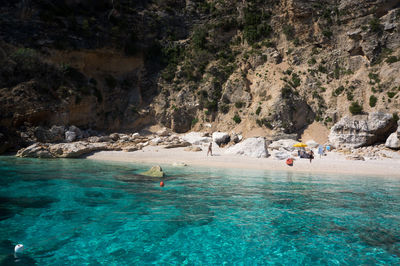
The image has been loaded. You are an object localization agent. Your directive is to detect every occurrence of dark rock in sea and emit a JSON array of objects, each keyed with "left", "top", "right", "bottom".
[
  {"left": 359, "top": 226, "right": 400, "bottom": 257},
  {"left": 0, "top": 207, "right": 15, "bottom": 221},
  {"left": 0, "top": 196, "right": 58, "bottom": 209}
]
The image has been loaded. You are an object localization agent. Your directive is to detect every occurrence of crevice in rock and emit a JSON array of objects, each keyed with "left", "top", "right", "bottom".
[{"left": 349, "top": 46, "right": 365, "bottom": 57}]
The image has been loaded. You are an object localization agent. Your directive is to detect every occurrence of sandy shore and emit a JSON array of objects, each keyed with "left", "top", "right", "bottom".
[{"left": 85, "top": 145, "right": 400, "bottom": 178}]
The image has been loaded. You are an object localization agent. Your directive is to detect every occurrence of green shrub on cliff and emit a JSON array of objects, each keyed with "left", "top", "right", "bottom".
[
  {"left": 256, "top": 106, "right": 261, "bottom": 115},
  {"left": 369, "top": 17, "right": 383, "bottom": 33},
  {"left": 233, "top": 114, "right": 241, "bottom": 124},
  {"left": 349, "top": 102, "right": 363, "bottom": 115},
  {"left": 283, "top": 24, "right": 295, "bottom": 39},
  {"left": 369, "top": 95, "right": 377, "bottom": 107},
  {"left": 11, "top": 48, "right": 41, "bottom": 72},
  {"left": 386, "top": 56, "right": 399, "bottom": 64}
]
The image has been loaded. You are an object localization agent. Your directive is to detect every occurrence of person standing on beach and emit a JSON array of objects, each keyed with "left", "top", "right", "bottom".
[
  {"left": 207, "top": 142, "right": 213, "bottom": 156},
  {"left": 309, "top": 150, "right": 314, "bottom": 163},
  {"left": 318, "top": 145, "right": 324, "bottom": 158}
]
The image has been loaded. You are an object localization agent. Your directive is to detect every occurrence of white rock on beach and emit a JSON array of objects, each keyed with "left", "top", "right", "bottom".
[
  {"left": 150, "top": 137, "right": 163, "bottom": 145},
  {"left": 225, "top": 137, "right": 268, "bottom": 158},
  {"left": 17, "top": 141, "right": 109, "bottom": 158},
  {"left": 329, "top": 112, "right": 396, "bottom": 148},
  {"left": 269, "top": 139, "right": 298, "bottom": 151},
  {"left": 385, "top": 132, "right": 400, "bottom": 149},
  {"left": 49, "top": 142, "right": 109, "bottom": 158},
  {"left": 306, "top": 140, "right": 319, "bottom": 148},
  {"left": 181, "top": 132, "right": 211, "bottom": 145},
  {"left": 131, "top": 133, "right": 140, "bottom": 139}
]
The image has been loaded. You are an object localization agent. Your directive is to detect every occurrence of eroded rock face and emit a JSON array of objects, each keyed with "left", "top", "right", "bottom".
[
  {"left": 225, "top": 137, "right": 268, "bottom": 158},
  {"left": 16, "top": 143, "right": 54, "bottom": 158},
  {"left": 34, "top": 126, "right": 65, "bottom": 143},
  {"left": 329, "top": 112, "right": 396, "bottom": 148},
  {"left": 212, "top": 132, "right": 230, "bottom": 146}
]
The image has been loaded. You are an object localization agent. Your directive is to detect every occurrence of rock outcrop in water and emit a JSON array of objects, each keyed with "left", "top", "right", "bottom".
[
  {"left": 141, "top": 165, "right": 165, "bottom": 178},
  {"left": 328, "top": 112, "right": 397, "bottom": 148}
]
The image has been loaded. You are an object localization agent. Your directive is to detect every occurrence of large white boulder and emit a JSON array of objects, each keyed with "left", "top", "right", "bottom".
[
  {"left": 212, "top": 132, "right": 230, "bottom": 146},
  {"left": 269, "top": 139, "right": 298, "bottom": 151},
  {"left": 328, "top": 112, "right": 396, "bottom": 148},
  {"left": 225, "top": 137, "right": 268, "bottom": 158},
  {"left": 385, "top": 133, "right": 399, "bottom": 149},
  {"left": 385, "top": 121, "right": 400, "bottom": 150},
  {"left": 181, "top": 132, "right": 211, "bottom": 145},
  {"left": 49, "top": 142, "right": 109, "bottom": 158}
]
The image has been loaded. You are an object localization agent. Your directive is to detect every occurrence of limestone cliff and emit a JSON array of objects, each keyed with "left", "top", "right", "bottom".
[{"left": 0, "top": 0, "right": 400, "bottom": 152}]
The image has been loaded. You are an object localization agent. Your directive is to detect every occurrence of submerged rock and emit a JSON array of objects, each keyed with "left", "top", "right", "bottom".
[
  {"left": 141, "top": 165, "right": 165, "bottom": 178},
  {"left": 225, "top": 137, "right": 268, "bottom": 158}
]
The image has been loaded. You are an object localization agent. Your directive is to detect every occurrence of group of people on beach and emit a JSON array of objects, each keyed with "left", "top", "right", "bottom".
[
  {"left": 298, "top": 144, "right": 330, "bottom": 163},
  {"left": 206, "top": 139, "right": 330, "bottom": 164},
  {"left": 298, "top": 149, "right": 314, "bottom": 162}
]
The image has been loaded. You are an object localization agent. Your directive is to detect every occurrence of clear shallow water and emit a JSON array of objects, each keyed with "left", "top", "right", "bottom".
[{"left": 1, "top": 157, "right": 400, "bottom": 265}]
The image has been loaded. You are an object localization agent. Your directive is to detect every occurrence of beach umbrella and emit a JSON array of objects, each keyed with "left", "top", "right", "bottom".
[{"left": 293, "top": 142, "right": 307, "bottom": 148}]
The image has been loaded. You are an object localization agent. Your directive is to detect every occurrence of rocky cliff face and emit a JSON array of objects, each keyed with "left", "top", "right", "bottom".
[{"left": 1, "top": 0, "right": 400, "bottom": 152}]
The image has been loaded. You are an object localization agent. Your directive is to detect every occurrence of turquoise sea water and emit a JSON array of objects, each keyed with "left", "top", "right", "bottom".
[{"left": 1, "top": 156, "right": 400, "bottom": 265}]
